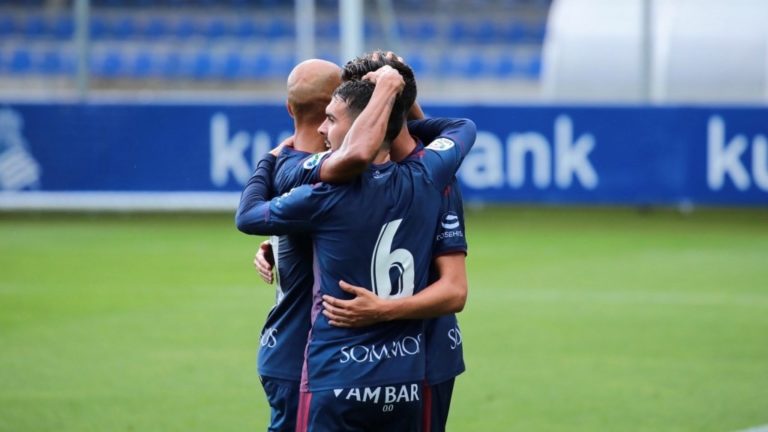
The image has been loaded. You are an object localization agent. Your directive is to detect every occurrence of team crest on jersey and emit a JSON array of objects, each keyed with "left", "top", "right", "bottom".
[
  {"left": 441, "top": 212, "right": 460, "bottom": 229},
  {"left": 303, "top": 150, "right": 331, "bottom": 169},
  {"left": 426, "top": 138, "right": 455, "bottom": 152}
]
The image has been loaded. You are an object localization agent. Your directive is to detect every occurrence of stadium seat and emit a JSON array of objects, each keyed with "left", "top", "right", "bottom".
[
  {"left": 92, "top": 51, "right": 123, "bottom": 78},
  {"left": 242, "top": 52, "right": 272, "bottom": 79},
  {"left": 403, "top": 52, "right": 427, "bottom": 76},
  {"left": 39, "top": 50, "right": 63, "bottom": 75},
  {"left": 172, "top": 17, "right": 197, "bottom": 39},
  {"left": 265, "top": 18, "right": 293, "bottom": 39},
  {"left": 234, "top": 19, "right": 257, "bottom": 38},
  {"left": 0, "top": 15, "right": 12, "bottom": 37},
  {"left": 158, "top": 52, "right": 183, "bottom": 79},
  {"left": 131, "top": 51, "right": 154, "bottom": 78},
  {"left": 89, "top": 17, "right": 108, "bottom": 39},
  {"left": 52, "top": 15, "right": 74, "bottom": 39},
  {"left": 192, "top": 51, "right": 213, "bottom": 79},
  {"left": 493, "top": 53, "right": 515, "bottom": 77},
  {"left": 112, "top": 17, "right": 138, "bottom": 39},
  {"left": 144, "top": 17, "right": 169, "bottom": 39},
  {"left": 22, "top": 14, "right": 46, "bottom": 38},
  {"left": 10, "top": 49, "right": 32, "bottom": 74},
  {"left": 203, "top": 19, "right": 228, "bottom": 39},
  {"left": 222, "top": 51, "right": 244, "bottom": 79},
  {"left": 316, "top": 20, "right": 339, "bottom": 39},
  {"left": 475, "top": 19, "right": 498, "bottom": 43}
]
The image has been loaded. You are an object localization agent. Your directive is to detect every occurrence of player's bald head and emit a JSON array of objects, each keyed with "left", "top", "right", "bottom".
[{"left": 287, "top": 59, "right": 342, "bottom": 124}]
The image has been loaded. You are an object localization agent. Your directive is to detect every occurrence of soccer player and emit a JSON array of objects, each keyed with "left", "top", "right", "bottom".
[
  {"left": 253, "top": 58, "right": 342, "bottom": 432},
  {"left": 324, "top": 51, "right": 470, "bottom": 432},
  {"left": 236, "top": 65, "right": 475, "bottom": 430}
]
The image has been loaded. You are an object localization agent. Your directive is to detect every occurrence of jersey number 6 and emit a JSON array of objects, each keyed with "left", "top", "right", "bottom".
[{"left": 370, "top": 219, "right": 415, "bottom": 300}]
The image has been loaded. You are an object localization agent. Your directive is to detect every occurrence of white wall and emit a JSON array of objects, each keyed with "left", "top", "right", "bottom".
[{"left": 542, "top": 0, "right": 768, "bottom": 103}]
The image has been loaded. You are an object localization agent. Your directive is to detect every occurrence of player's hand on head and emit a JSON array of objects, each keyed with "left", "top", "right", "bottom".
[
  {"left": 321, "top": 281, "right": 387, "bottom": 328},
  {"left": 254, "top": 240, "right": 275, "bottom": 284},
  {"left": 269, "top": 135, "right": 295, "bottom": 157},
  {"left": 384, "top": 51, "right": 405, "bottom": 64},
  {"left": 363, "top": 65, "right": 404, "bottom": 94}
]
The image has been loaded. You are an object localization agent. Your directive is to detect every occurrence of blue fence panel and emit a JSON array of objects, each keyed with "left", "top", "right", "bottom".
[{"left": 1, "top": 103, "right": 766, "bottom": 206}]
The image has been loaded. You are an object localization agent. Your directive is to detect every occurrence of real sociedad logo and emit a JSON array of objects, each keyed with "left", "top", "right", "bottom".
[
  {"left": 441, "top": 212, "right": 460, "bottom": 230},
  {"left": 426, "top": 138, "right": 455, "bottom": 152},
  {"left": 303, "top": 150, "right": 331, "bottom": 169}
]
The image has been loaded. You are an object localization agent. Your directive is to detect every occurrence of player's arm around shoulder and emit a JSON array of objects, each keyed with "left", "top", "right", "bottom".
[{"left": 416, "top": 118, "right": 477, "bottom": 190}]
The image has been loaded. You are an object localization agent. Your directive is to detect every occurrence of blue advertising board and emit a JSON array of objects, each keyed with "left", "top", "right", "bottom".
[{"left": 0, "top": 103, "right": 766, "bottom": 207}]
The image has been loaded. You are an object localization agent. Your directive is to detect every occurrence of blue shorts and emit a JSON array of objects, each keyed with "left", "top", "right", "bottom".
[
  {"left": 260, "top": 376, "right": 300, "bottom": 432},
  {"left": 297, "top": 382, "right": 423, "bottom": 432},
  {"left": 423, "top": 378, "right": 456, "bottom": 432}
]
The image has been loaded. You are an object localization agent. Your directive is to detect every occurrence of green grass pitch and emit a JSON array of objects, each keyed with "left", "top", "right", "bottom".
[{"left": 1, "top": 207, "right": 767, "bottom": 431}]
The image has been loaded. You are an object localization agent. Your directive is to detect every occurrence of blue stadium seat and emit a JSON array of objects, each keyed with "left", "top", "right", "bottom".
[
  {"left": 242, "top": 52, "right": 272, "bottom": 79},
  {"left": 222, "top": 51, "right": 244, "bottom": 79},
  {"left": 52, "top": 15, "right": 74, "bottom": 39},
  {"left": 461, "top": 53, "right": 486, "bottom": 78},
  {"left": 499, "top": 21, "right": 527, "bottom": 43},
  {"left": 144, "top": 17, "right": 169, "bottom": 39},
  {"left": 39, "top": 50, "right": 64, "bottom": 75},
  {"left": 265, "top": 18, "right": 293, "bottom": 39},
  {"left": 203, "top": 18, "right": 228, "bottom": 39},
  {"left": 493, "top": 53, "right": 515, "bottom": 78},
  {"left": 89, "top": 17, "right": 108, "bottom": 39},
  {"left": 112, "top": 17, "right": 138, "bottom": 39},
  {"left": 475, "top": 19, "right": 497, "bottom": 43},
  {"left": 10, "top": 49, "right": 32, "bottom": 74},
  {"left": 403, "top": 52, "right": 426, "bottom": 76},
  {"left": 131, "top": 51, "right": 154, "bottom": 77},
  {"left": 22, "top": 15, "right": 46, "bottom": 38},
  {"left": 234, "top": 19, "right": 257, "bottom": 38},
  {"left": 192, "top": 51, "right": 213, "bottom": 79},
  {"left": 525, "top": 21, "right": 546, "bottom": 42},
  {"left": 92, "top": 51, "right": 123, "bottom": 78},
  {"left": 316, "top": 20, "right": 339, "bottom": 39},
  {"left": 271, "top": 52, "right": 294, "bottom": 78},
  {"left": 172, "top": 17, "right": 197, "bottom": 39},
  {"left": 158, "top": 52, "right": 183, "bottom": 79},
  {"left": 520, "top": 54, "right": 541, "bottom": 78},
  {"left": 0, "top": 15, "right": 13, "bottom": 37},
  {"left": 398, "top": 20, "right": 435, "bottom": 41},
  {"left": 448, "top": 20, "right": 470, "bottom": 43}
]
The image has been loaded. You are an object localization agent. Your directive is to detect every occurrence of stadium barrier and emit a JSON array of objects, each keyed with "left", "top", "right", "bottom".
[{"left": 0, "top": 103, "right": 766, "bottom": 210}]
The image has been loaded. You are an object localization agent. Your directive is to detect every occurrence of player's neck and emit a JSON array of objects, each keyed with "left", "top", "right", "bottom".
[
  {"left": 372, "top": 147, "right": 391, "bottom": 165},
  {"left": 390, "top": 125, "right": 417, "bottom": 162},
  {"left": 293, "top": 124, "right": 327, "bottom": 154}
]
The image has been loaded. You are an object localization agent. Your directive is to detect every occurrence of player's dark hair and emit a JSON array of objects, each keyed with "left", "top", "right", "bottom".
[
  {"left": 333, "top": 80, "right": 404, "bottom": 146},
  {"left": 342, "top": 51, "right": 417, "bottom": 117}
]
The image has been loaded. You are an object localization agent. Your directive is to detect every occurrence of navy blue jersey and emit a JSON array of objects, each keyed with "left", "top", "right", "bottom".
[
  {"left": 425, "top": 179, "right": 467, "bottom": 385},
  {"left": 236, "top": 120, "right": 475, "bottom": 392},
  {"left": 256, "top": 148, "right": 316, "bottom": 381}
]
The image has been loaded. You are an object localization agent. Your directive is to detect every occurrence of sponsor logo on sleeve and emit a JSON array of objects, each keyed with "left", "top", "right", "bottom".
[
  {"left": 302, "top": 150, "right": 331, "bottom": 170},
  {"left": 441, "top": 212, "right": 460, "bottom": 229},
  {"left": 426, "top": 138, "right": 455, "bottom": 152},
  {"left": 436, "top": 211, "right": 464, "bottom": 241}
]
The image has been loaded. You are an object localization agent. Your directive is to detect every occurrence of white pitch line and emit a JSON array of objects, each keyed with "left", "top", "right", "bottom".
[{"left": 736, "top": 424, "right": 768, "bottom": 432}]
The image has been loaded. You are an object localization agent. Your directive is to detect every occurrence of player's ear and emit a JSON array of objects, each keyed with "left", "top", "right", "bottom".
[{"left": 286, "top": 101, "right": 295, "bottom": 118}]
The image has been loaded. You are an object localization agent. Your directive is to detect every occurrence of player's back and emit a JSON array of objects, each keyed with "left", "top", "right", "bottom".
[{"left": 299, "top": 158, "right": 444, "bottom": 392}]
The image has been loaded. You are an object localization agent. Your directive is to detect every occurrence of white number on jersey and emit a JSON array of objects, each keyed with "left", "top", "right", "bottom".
[{"left": 370, "top": 219, "right": 415, "bottom": 299}]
